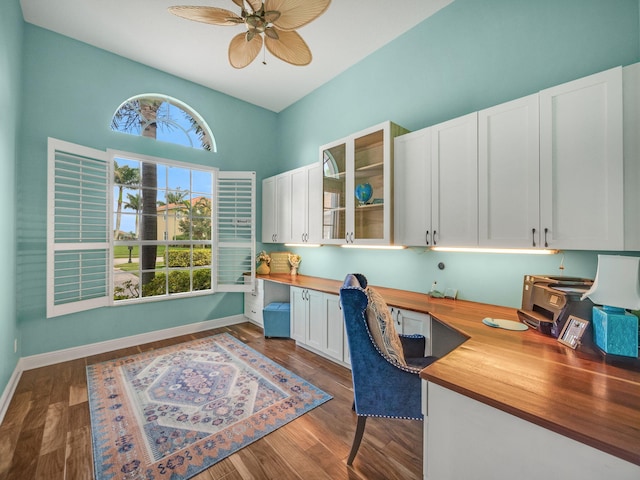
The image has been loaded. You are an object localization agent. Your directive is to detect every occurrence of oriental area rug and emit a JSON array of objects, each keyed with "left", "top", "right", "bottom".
[{"left": 87, "top": 333, "right": 332, "bottom": 480}]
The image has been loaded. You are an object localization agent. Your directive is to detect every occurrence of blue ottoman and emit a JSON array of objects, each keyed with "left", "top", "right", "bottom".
[{"left": 263, "top": 302, "right": 291, "bottom": 338}]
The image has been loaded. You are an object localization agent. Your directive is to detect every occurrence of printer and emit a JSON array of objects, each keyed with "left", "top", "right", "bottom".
[{"left": 517, "top": 275, "right": 594, "bottom": 338}]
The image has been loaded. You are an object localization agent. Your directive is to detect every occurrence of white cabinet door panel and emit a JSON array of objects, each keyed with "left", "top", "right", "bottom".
[
  {"left": 305, "top": 289, "right": 326, "bottom": 351},
  {"left": 306, "top": 163, "right": 323, "bottom": 244},
  {"left": 431, "top": 112, "right": 478, "bottom": 247},
  {"left": 290, "top": 166, "right": 308, "bottom": 244},
  {"left": 275, "top": 173, "right": 292, "bottom": 244},
  {"left": 539, "top": 67, "right": 623, "bottom": 250},
  {"left": 290, "top": 287, "right": 307, "bottom": 343},
  {"left": 479, "top": 94, "right": 540, "bottom": 248},
  {"left": 324, "top": 294, "right": 344, "bottom": 362},
  {"left": 262, "top": 176, "right": 277, "bottom": 243},
  {"left": 394, "top": 128, "right": 432, "bottom": 246}
]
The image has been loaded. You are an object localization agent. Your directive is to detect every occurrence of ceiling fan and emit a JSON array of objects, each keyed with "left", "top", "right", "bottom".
[{"left": 168, "top": 0, "right": 331, "bottom": 69}]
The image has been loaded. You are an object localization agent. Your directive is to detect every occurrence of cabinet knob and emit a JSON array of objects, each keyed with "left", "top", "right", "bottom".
[
  {"left": 426, "top": 231, "right": 430, "bottom": 246},
  {"left": 532, "top": 228, "right": 536, "bottom": 247},
  {"left": 433, "top": 230, "right": 437, "bottom": 246}
]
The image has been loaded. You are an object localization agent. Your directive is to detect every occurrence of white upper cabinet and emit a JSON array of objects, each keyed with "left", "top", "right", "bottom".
[
  {"left": 263, "top": 163, "right": 320, "bottom": 244},
  {"left": 478, "top": 94, "right": 540, "bottom": 248},
  {"left": 261, "top": 172, "right": 292, "bottom": 243},
  {"left": 321, "top": 121, "right": 409, "bottom": 245},
  {"left": 275, "top": 173, "right": 292, "bottom": 244},
  {"left": 623, "top": 63, "right": 640, "bottom": 251},
  {"left": 394, "top": 128, "right": 432, "bottom": 246},
  {"left": 395, "top": 112, "right": 478, "bottom": 247},
  {"left": 539, "top": 66, "right": 623, "bottom": 250},
  {"left": 396, "top": 65, "right": 627, "bottom": 251},
  {"left": 262, "top": 175, "right": 277, "bottom": 243},
  {"left": 431, "top": 112, "right": 479, "bottom": 247},
  {"left": 291, "top": 163, "right": 322, "bottom": 244}
]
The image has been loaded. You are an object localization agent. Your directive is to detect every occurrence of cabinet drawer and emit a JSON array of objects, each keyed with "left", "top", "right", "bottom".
[
  {"left": 245, "top": 278, "right": 264, "bottom": 302},
  {"left": 244, "top": 298, "right": 263, "bottom": 325}
]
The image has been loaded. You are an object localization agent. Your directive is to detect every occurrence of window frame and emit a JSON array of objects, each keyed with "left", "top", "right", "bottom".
[
  {"left": 47, "top": 138, "right": 255, "bottom": 318},
  {"left": 110, "top": 93, "right": 217, "bottom": 152}
]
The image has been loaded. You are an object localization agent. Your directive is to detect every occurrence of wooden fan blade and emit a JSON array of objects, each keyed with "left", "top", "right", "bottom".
[
  {"left": 264, "top": 0, "right": 330, "bottom": 31},
  {"left": 229, "top": 31, "right": 263, "bottom": 69},
  {"left": 168, "top": 6, "right": 243, "bottom": 26},
  {"left": 231, "top": 0, "right": 244, "bottom": 9},
  {"left": 246, "top": 0, "right": 263, "bottom": 14},
  {"left": 265, "top": 28, "right": 311, "bottom": 66}
]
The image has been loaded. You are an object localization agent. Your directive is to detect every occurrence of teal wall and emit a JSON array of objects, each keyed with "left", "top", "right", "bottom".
[
  {"left": 17, "top": 24, "right": 279, "bottom": 357},
  {"left": 279, "top": 0, "right": 640, "bottom": 307},
  {"left": 0, "top": 0, "right": 23, "bottom": 398},
  {"left": 1, "top": 0, "right": 638, "bottom": 395}
]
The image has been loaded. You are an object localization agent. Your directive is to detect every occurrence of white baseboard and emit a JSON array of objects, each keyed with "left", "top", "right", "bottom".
[
  {"left": 0, "top": 359, "right": 24, "bottom": 425},
  {"left": 20, "top": 314, "right": 247, "bottom": 371},
  {"left": 0, "top": 314, "right": 247, "bottom": 423}
]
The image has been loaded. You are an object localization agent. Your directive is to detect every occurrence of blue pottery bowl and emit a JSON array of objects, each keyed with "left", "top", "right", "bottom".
[{"left": 355, "top": 183, "right": 373, "bottom": 205}]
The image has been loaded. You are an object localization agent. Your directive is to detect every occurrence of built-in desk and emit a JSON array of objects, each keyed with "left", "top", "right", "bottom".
[{"left": 257, "top": 273, "right": 640, "bottom": 478}]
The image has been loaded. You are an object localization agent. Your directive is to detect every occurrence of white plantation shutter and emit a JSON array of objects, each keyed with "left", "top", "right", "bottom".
[
  {"left": 214, "top": 171, "right": 256, "bottom": 292},
  {"left": 47, "top": 138, "right": 110, "bottom": 317}
]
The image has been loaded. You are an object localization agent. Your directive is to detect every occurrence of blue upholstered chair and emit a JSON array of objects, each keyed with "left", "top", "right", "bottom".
[{"left": 339, "top": 273, "right": 437, "bottom": 465}]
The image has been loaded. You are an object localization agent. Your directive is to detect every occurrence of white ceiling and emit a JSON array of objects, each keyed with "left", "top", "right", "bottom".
[{"left": 20, "top": 0, "right": 453, "bottom": 112}]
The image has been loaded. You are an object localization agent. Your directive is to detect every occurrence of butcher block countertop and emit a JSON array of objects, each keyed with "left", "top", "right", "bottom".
[{"left": 259, "top": 273, "right": 640, "bottom": 466}]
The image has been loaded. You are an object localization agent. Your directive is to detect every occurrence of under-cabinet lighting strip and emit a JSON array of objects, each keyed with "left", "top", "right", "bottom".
[
  {"left": 284, "top": 244, "right": 558, "bottom": 253},
  {"left": 431, "top": 247, "right": 559, "bottom": 255},
  {"left": 340, "top": 245, "right": 406, "bottom": 250}
]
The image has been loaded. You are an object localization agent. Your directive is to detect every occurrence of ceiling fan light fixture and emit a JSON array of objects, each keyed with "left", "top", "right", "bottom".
[{"left": 169, "top": 0, "right": 330, "bottom": 68}]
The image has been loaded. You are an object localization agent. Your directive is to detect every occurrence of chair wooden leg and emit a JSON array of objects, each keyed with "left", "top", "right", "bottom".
[{"left": 347, "top": 416, "right": 367, "bottom": 466}]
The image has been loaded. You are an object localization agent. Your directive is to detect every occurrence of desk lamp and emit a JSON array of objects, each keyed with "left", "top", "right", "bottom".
[{"left": 581, "top": 255, "right": 640, "bottom": 357}]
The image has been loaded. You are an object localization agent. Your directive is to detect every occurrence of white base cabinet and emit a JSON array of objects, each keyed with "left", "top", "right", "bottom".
[
  {"left": 390, "top": 307, "right": 432, "bottom": 355},
  {"left": 324, "top": 294, "right": 346, "bottom": 363},
  {"left": 290, "top": 286, "right": 311, "bottom": 343},
  {"left": 290, "top": 287, "right": 350, "bottom": 365},
  {"left": 291, "top": 287, "right": 325, "bottom": 348},
  {"left": 243, "top": 278, "right": 290, "bottom": 328},
  {"left": 423, "top": 382, "right": 640, "bottom": 480}
]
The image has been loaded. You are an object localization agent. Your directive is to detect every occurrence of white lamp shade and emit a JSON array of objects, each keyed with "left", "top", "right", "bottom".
[{"left": 581, "top": 255, "right": 640, "bottom": 310}]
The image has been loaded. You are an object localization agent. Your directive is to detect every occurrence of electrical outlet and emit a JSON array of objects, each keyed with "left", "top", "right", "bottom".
[{"left": 14, "top": 338, "right": 17, "bottom": 353}]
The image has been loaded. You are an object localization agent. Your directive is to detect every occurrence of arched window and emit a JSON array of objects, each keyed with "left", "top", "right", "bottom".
[{"left": 111, "top": 94, "right": 216, "bottom": 152}]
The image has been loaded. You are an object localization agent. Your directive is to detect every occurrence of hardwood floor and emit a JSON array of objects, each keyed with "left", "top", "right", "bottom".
[{"left": 0, "top": 322, "right": 422, "bottom": 479}]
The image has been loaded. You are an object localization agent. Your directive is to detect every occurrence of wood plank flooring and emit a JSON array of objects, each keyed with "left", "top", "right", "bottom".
[{"left": 0, "top": 322, "right": 422, "bottom": 479}]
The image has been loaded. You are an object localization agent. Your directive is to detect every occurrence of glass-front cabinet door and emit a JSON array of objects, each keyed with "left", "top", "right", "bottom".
[
  {"left": 320, "top": 121, "right": 408, "bottom": 245},
  {"left": 353, "top": 128, "right": 385, "bottom": 242},
  {"left": 322, "top": 142, "right": 347, "bottom": 242}
]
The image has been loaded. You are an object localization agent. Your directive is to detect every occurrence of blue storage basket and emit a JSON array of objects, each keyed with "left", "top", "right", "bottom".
[{"left": 263, "top": 302, "right": 291, "bottom": 338}]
